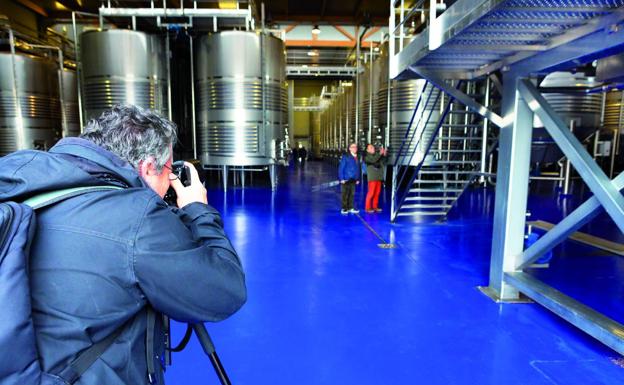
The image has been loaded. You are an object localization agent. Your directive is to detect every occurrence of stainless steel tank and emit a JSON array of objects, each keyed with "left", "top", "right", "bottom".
[
  {"left": 80, "top": 30, "right": 169, "bottom": 120},
  {"left": 535, "top": 72, "right": 602, "bottom": 130},
  {"left": 379, "top": 78, "right": 441, "bottom": 166},
  {"left": 604, "top": 90, "right": 623, "bottom": 133},
  {"left": 311, "top": 110, "right": 321, "bottom": 159},
  {"left": 358, "top": 63, "right": 370, "bottom": 150},
  {"left": 360, "top": 57, "right": 383, "bottom": 148},
  {"left": 195, "top": 31, "right": 287, "bottom": 166},
  {"left": 61, "top": 69, "right": 80, "bottom": 137},
  {"left": 532, "top": 72, "right": 602, "bottom": 163},
  {"left": 0, "top": 53, "right": 62, "bottom": 156}
]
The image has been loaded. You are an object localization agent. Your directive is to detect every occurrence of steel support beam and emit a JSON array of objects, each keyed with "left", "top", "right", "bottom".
[
  {"left": 517, "top": 172, "right": 624, "bottom": 270},
  {"left": 409, "top": 67, "right": 504, "bottom": 128},
  {"left": 482, "top": 7, "right": 624, "bottom": 79},
  {"left": 518, "top": 79, "right": 624, "bottom": 233},
  {"left": 99, "top": 7, "right": 249, "bottom": 18},
  {"left": 487, "top": 75, "right": 533, "bottom": 300},
  {"left": 505, "top": 272, "right": 624, "bottom": 356}
]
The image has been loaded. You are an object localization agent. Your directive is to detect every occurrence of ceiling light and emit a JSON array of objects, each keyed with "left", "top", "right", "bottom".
[
  {"left": 307, "top": 50, "right": 319, "bottom": 57},
  {"left": 373, "top": 46, "right": 380, "bottom": 52},
  {"left": 312, "top": 25, "right": 321, "bottom": 35}
]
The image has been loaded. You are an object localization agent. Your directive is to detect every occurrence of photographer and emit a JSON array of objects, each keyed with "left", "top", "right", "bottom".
[
  {"left": 0, "top": 104, "right": 246, "bottom": 384},
  {"left": 364, "top": 144, "right": 387, "bottom": 213}
]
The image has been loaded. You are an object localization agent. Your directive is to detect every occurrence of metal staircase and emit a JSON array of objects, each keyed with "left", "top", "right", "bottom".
[{"left": 391, "top": 81, "right": 496, "bottom": 221}]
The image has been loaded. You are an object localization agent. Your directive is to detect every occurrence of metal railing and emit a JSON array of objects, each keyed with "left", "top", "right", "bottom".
[{"left": 390, "top": 81, "right": 461, "bottom": 221}]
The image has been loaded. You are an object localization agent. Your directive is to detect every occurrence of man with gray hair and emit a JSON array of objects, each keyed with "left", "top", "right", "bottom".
[{"left": 0, "top": 104, "right": 246, "bottom": 384}]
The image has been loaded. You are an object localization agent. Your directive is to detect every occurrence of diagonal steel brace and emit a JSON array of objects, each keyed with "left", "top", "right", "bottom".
[
  {"left": 408, "top": 66, "right": 505, "bottom": 128},
  {"left": 517, "top": 171, "right": 624, "bottom": 270},
  {"left": 518, "top": 79, "right": 624, "bottom": 234}
]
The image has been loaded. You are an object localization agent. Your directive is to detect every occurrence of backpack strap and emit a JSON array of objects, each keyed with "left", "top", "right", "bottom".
[
  {"left": 23, "top": 186, "right": 123, "bottom": 210},
  {"left": 23, "top": 185, "right": 127, "bottom": 384},
  {"left": 57, "top": 318, "right": 134, "bottom": 384}
]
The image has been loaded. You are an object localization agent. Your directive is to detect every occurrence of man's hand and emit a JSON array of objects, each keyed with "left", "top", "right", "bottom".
[
  {"left": 356, "top": 181, "right": 360, "bottom": 185},
  {"left": 340, "top": 180, "right": 346, "bottom": 184},
  {"left": 170, "top": 161, "right": 208, "bottom": 208}
]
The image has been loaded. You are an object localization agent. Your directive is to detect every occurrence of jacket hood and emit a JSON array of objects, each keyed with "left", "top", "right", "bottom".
[{"left": 0, "top": 137, "right": 147, "bottom": 202}]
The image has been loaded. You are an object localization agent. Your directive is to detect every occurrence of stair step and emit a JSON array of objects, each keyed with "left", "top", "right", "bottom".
[
  {"left": 430, "top": 149, "right": 481, "bottom": 153},
  {"left": 429, "top": 160, "right": 476, "bottom": 165},
  {"left": 409, "top": 188, "right": 463, "bottom": 193},
  {"left": 397, "top": 211, "right": 448, "bottom": 216},
  {"left": 405, "top": 196, "right": 456, "bottom": 201},
  {"left": 412, "top": 180, "right": 465, "bottom": 184},
  {"left": 419, "top": 170, "right": 475, "bottom": 174},
  {"left": 442, "top": 124, "right": 482, "bottom": 128},
  {"left": 402, "top": 204, "right": 452, "bottom": 209},
  {"left": 436, "top": 136, "right": 481, "bottom": 141}
]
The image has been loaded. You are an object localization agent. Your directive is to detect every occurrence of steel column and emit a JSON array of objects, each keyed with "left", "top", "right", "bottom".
[{"left": 487, "top": 75, "right": 533, "bottom": 300}]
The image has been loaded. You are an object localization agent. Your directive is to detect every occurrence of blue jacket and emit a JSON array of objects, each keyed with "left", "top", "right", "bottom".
[
  {"left": 0, "top": 138, "right": 247, "bottom": 385},
  {"left": 338, "top": 152, "right": 361, "bottom": 181}
]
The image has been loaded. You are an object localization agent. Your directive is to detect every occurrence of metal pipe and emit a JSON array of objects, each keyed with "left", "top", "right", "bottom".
[
  {"left": 368, "top": 43, "right": 373, "bottom": 144},
  {"left": 613, "top": 91, "right": 624, "bottom": 178},
  {"left": 355, "top": 30, "right": 361, "bottom": 146},
  {"left": 72, "top": 12, "right": 84, "bottom": 131},
  {"left": 399, "top": 0, "right": 404, "bottom": 51},
  {"left": 480, "top": 77, "right": 491, "bottom": 184},
  {"left": 261, "top": 2, "right": 265, "bottom": 31},
  {"left": 563, "top": 120, "right": 573, "bottom": 195},
  {"left": 165, "top": 30, "right": 172, "bottom": 121},
  {"left": 389, "top": 0, "right": 396, "bottom": 79},
  {"left": 260, "top": 4, "right": 268, "bottom": 159},
  {"left": 611, "top": 128, "right": 619, "bottom": 179},
  {"left": 8, "top": 28, "right": 24, "bottom": 149},
  {"left": 531, "top": 176, "right": 565, "bottom": 181},
  {"left": 98, "top": 7, "right": 249, "bottom": 18},
  {"left": 189, "top": 33, "right": 197, "bottom": 159}
]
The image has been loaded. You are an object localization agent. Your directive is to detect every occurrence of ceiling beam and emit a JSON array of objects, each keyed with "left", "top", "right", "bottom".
[
  {"left": 14, "top": 0, "right": 48, "bottom": 17},
  {"left": 332, "top": 25, "right": 355, "bottom": 41},
  {"left": 361, "top": 26, "right": 381, "bottom": 41},
  {"left": 271, "top": 14, "right": 387, "bottom": 26},
  {"left": 285, "top": 39, "right": 377, "bottom": 48},
  {"left": 284, "top": 23, "right": 299, "bottom": 33}
]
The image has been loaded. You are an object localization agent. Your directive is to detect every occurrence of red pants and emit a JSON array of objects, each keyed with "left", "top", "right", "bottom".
[{"left": 365, "top": 181, "right": 382, "bottom": 210}]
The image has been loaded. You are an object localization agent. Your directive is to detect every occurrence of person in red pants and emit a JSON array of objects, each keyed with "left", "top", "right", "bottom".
[{"left": 364, "top": 144, "right": 387, "bottom": 213}]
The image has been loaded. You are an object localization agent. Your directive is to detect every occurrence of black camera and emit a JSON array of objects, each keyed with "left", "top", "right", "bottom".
[{"left": 164, "top": 161, "right": 191, "bottom": 206}]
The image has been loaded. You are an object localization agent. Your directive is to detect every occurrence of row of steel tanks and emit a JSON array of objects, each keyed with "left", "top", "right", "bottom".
[
  {"left": 319, "top": 47, "right": 440, "bottom": 166},
  {"left": 1, "top": 29, "right": 288, "bottom": 169}
]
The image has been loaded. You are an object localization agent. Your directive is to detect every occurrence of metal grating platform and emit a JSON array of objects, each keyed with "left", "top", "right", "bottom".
[{"left": 392, "top": 0, "right": 624, "bottom": 79}]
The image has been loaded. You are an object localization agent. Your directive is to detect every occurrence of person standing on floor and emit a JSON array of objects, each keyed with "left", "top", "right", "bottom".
[
  {"left": 364, "top": 144, "right": 387, "bottom": 213},
  {"left": 338, "top": 143, "right": 361, "bottom": 215}
]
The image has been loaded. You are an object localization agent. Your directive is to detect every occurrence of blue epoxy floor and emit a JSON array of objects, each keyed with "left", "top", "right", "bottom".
[{"left": 165, "top": 162, "right": 624, "bottom": 385}]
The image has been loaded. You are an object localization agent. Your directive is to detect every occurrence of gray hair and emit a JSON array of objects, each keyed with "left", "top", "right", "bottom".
[{"left": 80, "top": 104, "right": 177, "bottom": 171}]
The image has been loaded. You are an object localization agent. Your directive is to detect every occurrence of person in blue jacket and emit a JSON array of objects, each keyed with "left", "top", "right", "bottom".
[
  {"left": 338, "top": 143, "right": 361, "bottom": 214},
  {"left": 0, "top": 104, "right": 246, "bottom": 385}
]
